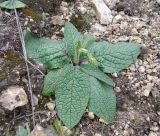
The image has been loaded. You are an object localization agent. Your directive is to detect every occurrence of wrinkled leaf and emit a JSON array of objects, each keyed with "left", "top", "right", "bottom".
[
  {"left": 0, "top": 0, "right": 26, "bottom": 9},
  {"left": 24, "top": 31, "right": 68, "bottom": 69},
  {"left": 80, "top": 64, "right": 114, "bottom": 86},
  {"left": 87, "top": 42, "right": 141, "bottom": 73},
  {"left": 43, "top": 69, "right": 62, "bottom": 96},
  {"left": 89, "top": 77, "right": 116, "bottom": 123},
  {"left": 64, "top": 22, "right": 83, "bottom": 59},
  {"left": 55, "top": 64, "right": 90, "bottom": 128}
]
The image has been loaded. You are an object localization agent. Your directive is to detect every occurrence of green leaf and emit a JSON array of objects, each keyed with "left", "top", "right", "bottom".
[
  {"left": 54, "top": 119, "right": 63, "bottom": 135},
  {"left": 82, "top": 34, "right": 95, "bottom": 48},
  {"left": 16, "top": 126, "right": 28, "bottom": 136},
  {"left": 80, "top": 64, "right": 114, "bottom": 86},
  {"left": 55, "top": 64, "right": 90, "bottom": 128},
  {"left": 24, "top": 31, "right": 68, "bottom": 69},
  {"left": 89, "top": 77, "right": 116, "bottom": 123},
  {"left": 43, "top": 69, "right": 62, "bottom": 96},
  {"left": 64, "top": 22, "right": 83, "bottom": 58},
  {"left": 0, "top": 0, "right": 26, "bottom": 9},
  {"left": 87, "top": 42, "right": 141, "bottom": 73}
]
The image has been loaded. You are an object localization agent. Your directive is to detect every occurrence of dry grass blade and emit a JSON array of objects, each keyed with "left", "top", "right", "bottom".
[{"left": 12, "top": 0, "right": 35, "bottom": 126}]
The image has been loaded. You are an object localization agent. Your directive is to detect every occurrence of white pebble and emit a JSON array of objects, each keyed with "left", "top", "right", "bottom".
[
  {"left": 138, "top": 66, "right": 145, "bottom": 73},
  {"left": 88, "top": 112, "right": 94, "bottom": 119},
  {"left": 46, "top": 102, "right": 55, "bottom": 111}
]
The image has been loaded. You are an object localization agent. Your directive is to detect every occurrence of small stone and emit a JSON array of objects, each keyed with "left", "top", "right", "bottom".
[
  {"left": 46, "top": 102, "right": 55, "bottom": 111},
  {"left": 114, "top": 130, "right": 119, "bottom": 135},
  {"left": 113, "top": 14, "right": 123, "bottom": 23},
  {"left": 30, "top": 18, "right": 34, "bottom": 22},
  {"left": 146, "top": 116, "right": 150, "bottom": 122},
  {"left": 140, "top": 29, "right": 149, "bottom": 37},
  {"left": 99, "top": 118, "right": 108, "bottom": 124},
  {"left": 120, "top": 21, "right": 128, "bottom": 30},
  {"left": 124, "top": 130, "right": 129, "bottom": 135},
  {"left": 131, "top": 28, "right": 139, "bottom": 35},
  {"left": 0, "top": 86, "right": 28, "bottom": 111},
  {"left": 112, "top": 73, "right": 118, "bottom": 77},
  {"left": 153, "top": 122, "right": 158, "bottom": 126},
  {"left": 135, "top": 22, "right": 143, "bottom": 30},
  {"left": 61, "top": 1, "right": 68, "bottom": 7},
  {"left": 149, "top": 31, "right": 158, "bottom": 38},
  {"left": 129, "top": 36, "right": 142, "bottom": 43},
  {"left": 147, "top": 75, "right": 153, "bottom": 81},
  {"left": 63, "top": 126, "right": 72, "bottom": 136},
  {"left": 150, "top": 126, "right": 159, "bottom": 131},
  {"left": 88, "top": 112, "right": 94, "bottom": 119},
  {"left": 91, "top": 23, "right": 107, "bottom": 33},
  {"left": 51, "top": 15, "right": 65, "bottom": 26},
  {"left": 30, "top": 124, "right": 47, "bottom": 136},
  {"left": 151, "top": 88, "right": 160, "bottom": 99},
  {"left": 118, "top": 36, "right": 129, "bottom": 42},
  {"left": 129, "top": 113, "right": 135, "bottom": 120},
  {"left": 142, "top": 83, "right": 153, "bottom": 97},
  {"left": 80, "top": 134, "right": 86, "bottom": 136},
  {"left": 138, "top": 66, "right": 145, "bottom": 73},
  {"left": 129, "top": 65, "right": 136, "bottom": 72},
  {"left": 147, "top": 69, "right": 152, "bottom": 74},
  {"left": 148, "top": 131, "right": 158, "bottom": 136},
  {"left": 60, "top": 6, "right": 69, "bottom": 16},
  {"left": 94, "top": 133, "right": 102, "bottom": 136},
  {"left": 77, "top": 4, "right": 87, "bottom": 14},
  {"left": 115, "top": 87, "right": 121, "bottom": 93},
  {"left": 154, "top": 37, "right": 160, "bottom": 44},
  {"left": 91, "top": 0, "right": 113, "bottom": 24}
]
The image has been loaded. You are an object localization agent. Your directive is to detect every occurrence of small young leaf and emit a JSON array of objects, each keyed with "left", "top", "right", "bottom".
[
  {"left": 74, "top": 41, "right": 82, "bottom": 64},
  {"left": 54, "top": 119, "right": 63, "bottom": 135},
  {"left": 0, "top": 0, "right": 26, "bottom": 9},
  {"left": 24, "top": 31, "right": 68, "bottom": 69},
  {"left": 43, "top": 69, "right": 62, "bottom": 96},
  {"left": 82, "top": 34, "right": 95, "bottom": 48},
  {"left": 55, "top": 64, "right": 90, "bottom": 128},
  {"left": 88, "top": 77, "right": 116, "bottom": 123},
  {"left": 80, "top": 64, "right": 114, "bottom": 86},
  {"left": 87, "top": 42, "right": 141, "bottom": 73},
  {"left": 64, "top": 22, "right": 83, "bottom": 59}
]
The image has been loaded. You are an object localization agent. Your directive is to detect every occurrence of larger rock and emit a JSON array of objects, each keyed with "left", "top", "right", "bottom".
[
  {"left": 0, "top": 86, "right": 28, "bottom": 110},
  {"left": 104, "top": 0, "right": 118, "bottom": 8},
  {"left": 157, "top": 0, "right": 160, "bottom": 4},
  {"left": 92, "top": 0, "right": 113, "bottom": 25}
]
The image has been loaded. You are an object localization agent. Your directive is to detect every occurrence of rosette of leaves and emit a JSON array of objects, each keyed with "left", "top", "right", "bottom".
[{"left": 24, "top": 22, "right": 141, "bottom": 128}]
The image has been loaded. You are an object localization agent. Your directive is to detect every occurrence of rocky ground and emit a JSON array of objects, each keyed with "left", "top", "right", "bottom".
[{"left": 0, "top": 0, "right": 160, "bottom": 136}]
